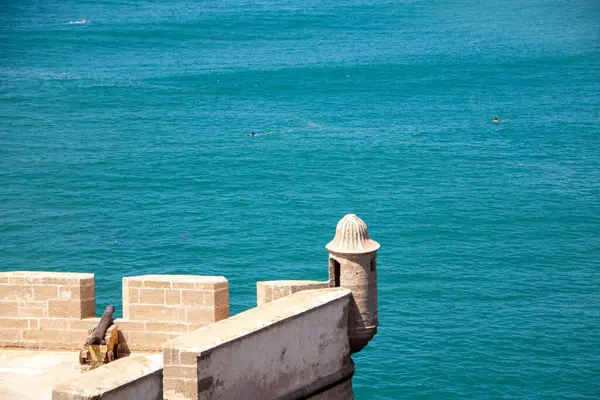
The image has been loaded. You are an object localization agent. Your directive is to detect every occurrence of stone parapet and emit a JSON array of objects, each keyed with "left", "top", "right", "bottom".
[
  {"left": 0, "top": 272, "right": 230, "bottom": 352},
  {"left": 256, "top": 280, "right": 329, "bottom": 305},
  {"left": 163, "top": 287, "right": 353, "bottom": 400},
  {"left": 0, "top": 214, "right": 379, "bottom": 399},
  {"left": 52, "top": 354, "right": 163, "bottom": 400}
]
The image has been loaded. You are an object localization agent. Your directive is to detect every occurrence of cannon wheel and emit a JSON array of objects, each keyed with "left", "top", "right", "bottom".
[{"left": 78, "top": 350, "right": 88, "bottom": 365}]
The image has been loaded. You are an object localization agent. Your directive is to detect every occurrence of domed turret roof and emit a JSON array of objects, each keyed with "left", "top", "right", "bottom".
[{"left": 326, "top": 214, "right": 380, "bottom": 254}]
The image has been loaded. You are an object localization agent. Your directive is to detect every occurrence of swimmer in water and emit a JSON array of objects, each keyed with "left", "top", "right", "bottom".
[
  {"left": 246, "top": 132, "right": 256, "bottom": 137},
  {"left": 492, "top": 117, "right": 499, "bottom": 123}
]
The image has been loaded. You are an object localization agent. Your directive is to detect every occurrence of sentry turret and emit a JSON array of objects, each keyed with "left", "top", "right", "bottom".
[{"left": 326, "top": 214, "right": 379, "bottom": 353}]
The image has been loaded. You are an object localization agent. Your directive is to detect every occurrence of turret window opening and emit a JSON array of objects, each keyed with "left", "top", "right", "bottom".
[
  {"left": 331, "top": 259, "right": 341, "bottom": 287},
  {"left": 370, "top": 258, "right": 376, "bottom": 272}
]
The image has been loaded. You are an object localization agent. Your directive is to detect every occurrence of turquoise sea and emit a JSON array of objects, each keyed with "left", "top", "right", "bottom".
[{"left": 1, "top": 0, "right": 599, "bottom": 398}]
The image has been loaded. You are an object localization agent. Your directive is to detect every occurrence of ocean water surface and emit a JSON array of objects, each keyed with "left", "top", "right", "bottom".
[{"left": 1, "top": 0, "right": 599, "bottom": 398}]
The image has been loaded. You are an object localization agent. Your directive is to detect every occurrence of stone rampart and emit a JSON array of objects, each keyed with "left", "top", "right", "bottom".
[
  {"left": 0, "top": 213, "right": 378, "bottom": 400},
  {"left": 52, "top": 354, "right": 163, "bottom": 400},
  {"left": 256, "top": 280, "right": 329, "bottom": 305},
  {"left": 162, "top": 287, "right": 353, "bottom": 400},
  {"left": 0, "top": 271, "right": 229, "bottom": 352}
]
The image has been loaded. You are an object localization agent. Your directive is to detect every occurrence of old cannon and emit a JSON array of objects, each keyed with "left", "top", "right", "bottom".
[{"left": 79, "top": 305, "right": 120, "bottom": 368}]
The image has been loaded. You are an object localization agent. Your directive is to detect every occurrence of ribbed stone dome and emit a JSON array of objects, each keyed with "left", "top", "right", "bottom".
[{"left": 326, "top": 214, "right": 380, "bottom": 254}]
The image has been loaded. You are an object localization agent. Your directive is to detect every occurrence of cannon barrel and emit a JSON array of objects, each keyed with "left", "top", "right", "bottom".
[{"left": 87, "top": 305, "right": 115, "bottom": 345}]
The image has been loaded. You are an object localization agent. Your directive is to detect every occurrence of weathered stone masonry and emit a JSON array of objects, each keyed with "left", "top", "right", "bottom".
[
  {"left": 1, "top": 213, "right": 379, "bottom": 400},
  {"left": 0, "top": 273, "right": 229, "bottom": 352}
]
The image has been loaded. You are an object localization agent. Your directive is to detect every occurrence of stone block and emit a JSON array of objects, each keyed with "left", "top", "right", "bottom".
[
  {"left": 68, "top": 318, "right": 100, "bottom": 330},
  {"left": 40, "top": 318, "right": 69, "bottom": 330},
  {"left": 19, "top": 307, "right": 44, "bottom": 318},
  {"left": 58, "top": 283, "right": 95, "bottom": 301},
  {"left": 127, "top": 331, "right": 171, "bottom": 348},
  {"left": 165, "top": 289, "right": 181, "bottom": 306},
  {"left": 123, "top": 277, "right": 144, "bottom": 287},
  {"left": 195, "top": 281, "right": 227, "bottom": 290},
  {"left": 0, "top": 285, "right": 34, "bottom": 301},
  {"left": 139, "top": 288, "right": 166, "bottom": 305},
  {"left": 181, "top": 290, "right": 205, "bottom": 307},
  {"left": 18, "top": 300, "right": 46, "bottom": 308},
  {"left": 0, "top": 341, "right": 19, "bottom": 348},
  {"left": 129, "top": 288, "right": 139, "bottom": 302},
  {"left": 0, "top": 340, "right": 39, "bottom": 349},
  {"left": 256, "top": 280, "right": 328, "bottom": 305},
  {"left": 215, "top": 306, "right": 229, "bottom": 321},
  {"left": 128, "top": 304, "right": 178, "bottom": 322},
  {"left": 163, "top": 365, "right": 197, "bottom": 380},
  {"left": 172, "top": 282, "right": 195, "bottom": 289},
  {"left": 2, "top": 273, "right": 39, "bottom": 285},
  {"left": 176, "top": 307, "right": 187, "bottom": 321},
  {"left": 163, "top": 347, "right": 177, "bottom": 366},
  {"left": 185, "top": 307, "right": 216, "bottom": 324},
  {"left": 48, "top": 298, "right": 95, "bottom": 319},
  {"left": 17, "top": 300, "right": 47, "bottom": 318},
  {"left": 205, "top": 289, "right": 229, "bottom": 307},
  {"left": 39, "top": 340, "right": 82, "bottom": 351},
  {"left": 22, "top": 329, "right": 60, "bottom": 342},
  {"left": 125, "top": 278, "right": 143, "bottom": 287},
  {"left": 186, "top": 323, "right": 203, "bottom": 332},
  {"left": 177, "top": 350, "right": 198, "bottom": 366},
  {"left": 58, "top": 286, "right": 71, "bottom": 300},
  {"left": 0, "top": 328, "right": 21, "bottom": 340},
  {"left": 143, "top": 280, "right": 171, "bottom": 289},
  {"left": 64, "top": 329, "right": 90, "bottom": 344},
  {"left": 39, "top": 276, "right": 68, "bottom": 285},
  {"left": 183, "top": 379, "right": 198, "bottom": 398},
  {"left": 0, "top": 271, "right": 93, "bottom": 286},
  {"left": 112, "top": 319, "right": 145, "bottom": 332},
  {"left": 163, "top": 377, "right": 186, "bottom": 393},
  {"left": 0, "top": 318, "right": 29, "bottom": 329},
  {"left": 146, "top": 322, "right": 189, "bottom": 334},
  {"left": 0, "top": 301, "right": 19, "bottom": 317},
  {"left": 128, "top": 275, "right": 227, "bottom": 290},
  {"left": 33, "top": 285, "right": 59, "bottom": 301}
]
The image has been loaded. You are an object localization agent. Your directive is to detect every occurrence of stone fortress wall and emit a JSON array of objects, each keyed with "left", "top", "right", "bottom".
[
  {"left": 0, "top": 214, "right": 378, "bottom": 400},
  {"left": 0, "top": 273, "right": 229, "bottom": 352}
]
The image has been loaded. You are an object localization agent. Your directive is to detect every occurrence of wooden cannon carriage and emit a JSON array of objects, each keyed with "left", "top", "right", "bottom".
[{"left": 79, "top": 305, "right": 121, "bottom": 369}]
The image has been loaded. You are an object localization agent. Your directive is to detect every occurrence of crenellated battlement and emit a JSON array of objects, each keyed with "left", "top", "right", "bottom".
[
  {"left": 0, "top": 271, "right": 229, "bottom": 352},
  {"left": 0, "top": 214, "right": 378, "bottom": 400}
]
